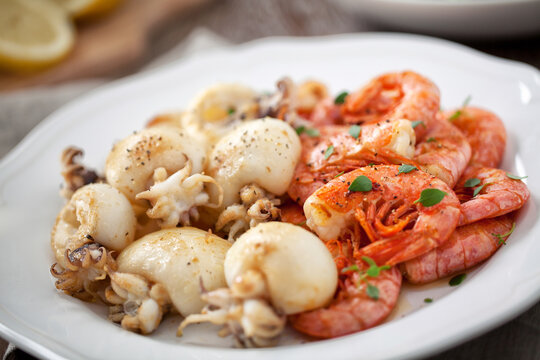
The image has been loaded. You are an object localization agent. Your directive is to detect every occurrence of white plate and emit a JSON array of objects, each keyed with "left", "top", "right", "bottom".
[
  {"left": 334, "top": 0, "right": 540, "bottom": 38},
  {"left": 1, "top": 33, "right": 539, "bottom": 360}
]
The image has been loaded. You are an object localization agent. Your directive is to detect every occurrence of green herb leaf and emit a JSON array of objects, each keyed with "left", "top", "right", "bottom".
[
  {"left": 334, "top": 171, "right": 345, "bottom": 178},
  {"left": 334, "top": 91, "right": 349, "bottom": 105},
  {"left": 473, "top": 183, "right": 490, "bottom": 197},
  {"left": 449, "top": 273, "right": 466, "bottom": 286},
  {"left": 464, "top": 178, "right": 481, "bottom": 188},
  {"left": 296, "top": 220, "right": 306, "bottom": 227},
  {"left": 398, "top": 164, "right": 417, "bottom": 174},
  {"left": 341, "top": 264, "right": 359, "bottom": 273},
  {"left": 424, "top": 298, "right": 433, "bottom": 303},
  {"left": 362, "top": 256, "right": 391, "bottom": 277},
  {"left": 462, "top": 95, "right": 472, "bottom": 108},
  {"left": 362, "top": 256, "right": 377, "bottom": 267},
  {"left": 426, "top": 137, "right": 436, "bottom": 143},
  {"left": 414, "top": 188, "right": 447, "bottom": 207},
  {"left": 448, "top": 95, "right": 472, "bottom": 121},
  {"left": 493, "top": 222, "right": 516, "bottom": 246},
  {"left": 227, "top": 107, "right": 236, "bottom": 115},
  {"left": 349, "top": 175, "right": 372, "bottom": 192},
  {"left": 411, "top": 120, "right": 425, "bottom": 129},
  {"left": 296, "top": 126, "right": 320, "bottom": 137},
  {"left": 448, "top": 110, "right": 462, "bottom": 121},
  {"left": 324, "top": 145, "right": 334, "bottom": 160},
  {"left": 507, "top": 173, "right": 528, "bottom": 180},
  {"left": 349, "top": 125, "right": 361, "bottom": 139},
  {"left": 366, "top": 283, "right": 380, "bottom": 300}
]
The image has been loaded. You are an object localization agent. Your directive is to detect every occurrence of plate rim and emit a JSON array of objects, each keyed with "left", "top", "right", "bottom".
[
  {"left": 347, "top": 0, "right": 539, "bottom": 7},
  {"left": 1, "top": 32, "right": 539, "bottom": 360}
]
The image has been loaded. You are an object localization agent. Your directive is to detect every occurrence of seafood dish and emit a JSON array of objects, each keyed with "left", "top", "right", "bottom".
[{"left": 49, "top": 71, "right": 530, "bottom": 347}]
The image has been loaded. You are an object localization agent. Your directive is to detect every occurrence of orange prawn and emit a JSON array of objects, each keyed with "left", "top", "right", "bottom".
[
  {"left": 443, "top": 107, "right": 506, "bottom": 168},
  {"left": 279, "top": 201, "right": 307, "bottom": 226},
  {"left": 414, "top": 113, "right": 471, "bottom": 188},
  {"left": 289, "top": 242, "right": 402, "bottom": 338},
  {"left": 402, "top": 215, "right": 514, "bottom": 284},
  {"left": 455, "top": 166, "right": 529, "bottom": 226},
  {"left": 288, "top": 120, "right": 417, "bottom": 205},
  {"left": 342, "top": 71, "right": 440, "bottom": 140},
  {"left": 304, "top": 165, "right": 461, "bottom": 266}
]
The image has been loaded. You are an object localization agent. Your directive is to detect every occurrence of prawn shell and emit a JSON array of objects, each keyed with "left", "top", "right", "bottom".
[
  {"left": 342, "top": 71, "right": 440, "bottom": 141},
  {"left": 414, "top": 115, "right": 471, "bottom": 188},
  {"left": 456, "top": 166, "right": 530, "bottom": 226},
  {"left": 444, "top": 107, "right": 506, "bottom": 168},
  {"left": 289, "top": 266, "right": 402, "bottom": 338},
  {"left": 305, "top": 165, "right": 461, "bottom": 265},
  {"left": 402, "top": 215, "right": 514, "bottom": 284}
]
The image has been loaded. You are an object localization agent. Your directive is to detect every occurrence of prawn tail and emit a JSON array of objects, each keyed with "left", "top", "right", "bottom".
[
  {"left": 355, "top": 232, "right": 438, "bottom": 266},
  {"left": 289, "top": 308, "right": 360, "bottom": 339}
]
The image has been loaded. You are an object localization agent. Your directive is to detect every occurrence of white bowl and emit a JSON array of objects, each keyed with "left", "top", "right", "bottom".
[{"left": 335, "top": 0, "right": 540, "bottom": 38}]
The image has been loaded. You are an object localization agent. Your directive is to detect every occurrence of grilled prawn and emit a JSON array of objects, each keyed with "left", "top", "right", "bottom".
[
  {"left": 288, "top": 119, "right": 416, "bottom": 205},
  {"left": 402, "top": 215, "right": 514, "bottom": 284},
  {"left": 455, "top": 166, "right": 529, "bottom": 226},
  {"left": 342, "top": 71, "right": 440, "bottom": 140},
  {"left": 304, "top": 165, "right": 461, "bottom": 266}
]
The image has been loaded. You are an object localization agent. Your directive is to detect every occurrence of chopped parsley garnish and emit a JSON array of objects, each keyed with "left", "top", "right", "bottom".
[
  {"left": 366, "top": 284, "right": 380, "bottom": 300},
  {"left": 398, "top": 164, "right": 417, "bottom": 174},
  {"left": 334, "top": 171, "right": 345, "bottom": 178},
  {"left": 295, "top": 126, "right": 320, "bottom": 137},
  {"left": 414, "top": 188, "right": 447, "bottom": 207},
  {"left": 334, "top": 91, "right": 349, "bottom": 105},
  {"left": 493, "top": 222, "right": 516, "bottom": 246},
  {"left": 506, "top": 173, "right": 528, "bottom": 180},
  {"left": 341, "top": 256, "right": 390, "bottom": 301},
  {"left": 349, "top": 125, "right": 361, "bottom": 139},
  {"left": 348, "top": 175, "right": 372, "bottom": 192},
  {"left": 296, "top": 220, "right": 306, "bottom": 226},
  {"left": 363, "top": 256, "right": 391, "bottom": 277},
  {"left": 426, "top": 137, "right": 436, "bottom": 143},
  {"left": 449, "top": 273, "right": 466, "bottom": 286},
  {"left": 464, "top": 178, "right": 481, "bottom": 188},
  {"left": 324, "top": 145, "right": 334, "bottom": 160},
  {"left": 411, "top": 120, "right": 425, "bottom": 129},
  {"left": 473, "top": 183, "right": 491, "bottom": 197},
  {"left": 424, "top": 298, "right": 433, "bottom": 303},
  {"left": 341, "top": 264, "right": 360, "bottom": 273},
  {"left": 227, "top": 107, "right": 236, "bottom": 115},
  {"left": 448, "top": 95, "right": 472, "bottom": 121}
]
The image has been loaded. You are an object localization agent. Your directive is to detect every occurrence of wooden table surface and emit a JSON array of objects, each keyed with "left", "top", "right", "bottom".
[{"left": 1, "top": 0, "right": 539, "bottom": 359}]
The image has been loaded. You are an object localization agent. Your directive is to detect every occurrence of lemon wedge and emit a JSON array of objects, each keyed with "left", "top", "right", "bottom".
[
  {"left": 53, "top": 0, "right": 123, "bottom": 20},
  {"left": 0, "top": 0, "right": 75, "bottom": 73}
]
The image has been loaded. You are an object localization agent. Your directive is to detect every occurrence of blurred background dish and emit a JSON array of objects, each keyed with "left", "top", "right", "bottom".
[{"left": 334, "top": 0, "right": 540, "bottom": 39}]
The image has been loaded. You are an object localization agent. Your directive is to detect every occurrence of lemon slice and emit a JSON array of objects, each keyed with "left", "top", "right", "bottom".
[
  {"left": 0, "top": 0, "right": 75, "bottom": 73},
  {"left": 53, "top": 0, "right": 123, "bottom": 20}
]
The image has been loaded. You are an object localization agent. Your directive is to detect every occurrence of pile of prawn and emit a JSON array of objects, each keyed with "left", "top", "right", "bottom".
[
  {"left": 50, "top": 70, "right": 530, "bottom": 344},
  {"left": 282, "top": 71, "right": 529, "bottom": 338}
]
